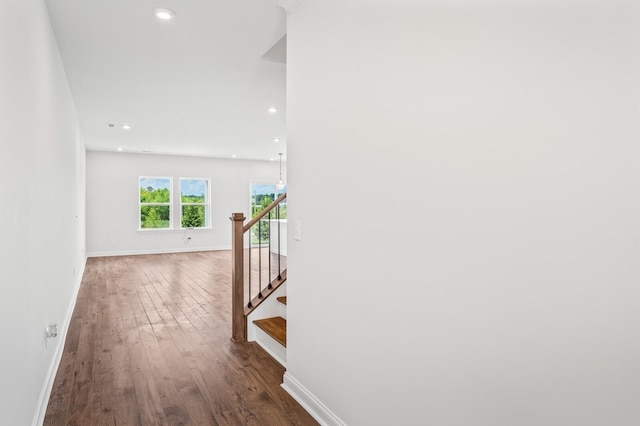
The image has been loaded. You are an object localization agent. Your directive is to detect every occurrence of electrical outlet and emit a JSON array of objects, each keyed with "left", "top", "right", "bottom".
[{"left": 46, "top": 324, "right": 58, "bottom": 339}]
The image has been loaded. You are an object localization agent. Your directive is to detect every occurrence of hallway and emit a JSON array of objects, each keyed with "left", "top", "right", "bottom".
[{"left": 44, "top": 251, "right": 316, "bottom": 425}]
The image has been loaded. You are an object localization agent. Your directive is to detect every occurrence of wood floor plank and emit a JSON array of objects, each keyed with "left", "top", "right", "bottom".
[
  {"left": 45, "top": 251, "right": 317, "bottom": 426},
  {"left": 43, "top": 349, "right": 75, "bottom": 426},
  {"left": 43, "top": 266, "right": 94, "bottom": 426},
  {"left": 143, "top": 280, "right": 218, "bottom": 425},
  {"left": 90, "top": 274, "right": 117, "bottom": 425},
  {"left": 65, "top": 276, "right": 98, "bottom": 425},
  {"left": 116, "top": 261, "right": 165, "bottom": 426}
]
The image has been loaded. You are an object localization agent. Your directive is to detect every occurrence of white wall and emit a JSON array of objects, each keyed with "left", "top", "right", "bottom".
[
  {"left": 0, "top": 1, "right": 86, "bottom": 424},
  {"left": 286, "top": 1, "right": 640, "bottom": 425},
  {"left": 86, "top": 151, "right": 282, "bottom": 255}
]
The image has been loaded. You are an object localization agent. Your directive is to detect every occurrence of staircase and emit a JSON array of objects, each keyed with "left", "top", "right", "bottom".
[
  {"left": 230, "top": 193, "right": 289, "bottom": 366},
  {"left": 249, "top": 292, "right": 288, "bottom": 366},
  {"left": 254, "top": 316, "right": 286, "bottom": 346}
]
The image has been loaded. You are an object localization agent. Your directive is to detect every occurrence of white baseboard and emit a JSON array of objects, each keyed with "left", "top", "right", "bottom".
[
  {"left": 282, "top": 373, "right": 346, "bottom": 426},
  {"left": 33, "top": 256, "right": 87, "bottom": 426},
  {"left": 87, "top": 245, "right": 231, "bottom": 257}
]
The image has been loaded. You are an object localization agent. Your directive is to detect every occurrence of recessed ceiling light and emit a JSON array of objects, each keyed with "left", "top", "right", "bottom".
[
  {"left": 154, "top": 8, "right": 176, "bottom": 20},
  {"left": 116, "top": 147, "right": 123, "bottom": 152},
  {"left": 122, "top": 124, "right": 131, "bottom": 130},
  {"left": 272, "top": 137, "right": 280, "bottom": 143},
  {"left": 270, "top": 157, "right": 274, "bottom": 161},
  {"left": 231, "top": 154, "right": 237, "bottom": 158},
  {"left": 267, "top": 107, "right": 278, "bottom": 113}
]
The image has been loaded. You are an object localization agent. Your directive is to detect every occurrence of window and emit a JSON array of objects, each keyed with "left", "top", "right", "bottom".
[
  {"left": 251, "top": 183, "right": 287, "bottom": 218},
  {"left": 180, "top": 178, "right": 210, "bottom": 228},
  {"left": 139, "top": 177, "right": 172, "bottom": 229},
  {"left": 250, "top": 183, "right": 287, "bottom": 243}
]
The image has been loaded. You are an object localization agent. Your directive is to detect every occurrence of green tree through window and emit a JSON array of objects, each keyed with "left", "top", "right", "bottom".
[
  {"left": 139, "top": 177, "right": 172, "bottom": 229},
  {"left": 250, "top": 184, "right": 287, "bottom": 244},
  {"left": 181, "top": 178, "right": 210, "bottom": 228}
]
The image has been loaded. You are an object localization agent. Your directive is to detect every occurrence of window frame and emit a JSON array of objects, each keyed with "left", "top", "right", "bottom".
[
  {"left": 179, "top": 177, "right": 211, "bottom": 229},
  {"left": 249, "top": 182, "right": 287, "bottom": 218},
  {"left": 249, "top": 182, "right": 287, "bottom": 244},
  {"left": 139, "top": 176, "right": 173, "bottom": 231}
]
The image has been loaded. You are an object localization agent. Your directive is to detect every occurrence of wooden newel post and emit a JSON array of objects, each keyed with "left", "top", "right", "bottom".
[{"left": 230, "top": 213, "right": 247, "bottom": 342}]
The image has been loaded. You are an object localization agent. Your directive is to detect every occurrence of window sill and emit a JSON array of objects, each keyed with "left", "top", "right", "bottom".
[{"left": 137, "top": 227, "right": 212, "bottom": 233}]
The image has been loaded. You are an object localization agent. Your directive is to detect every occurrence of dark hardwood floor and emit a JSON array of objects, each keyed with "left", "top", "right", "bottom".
[{"left": 44, "top": 251, "right": 317, "bottom": 426}]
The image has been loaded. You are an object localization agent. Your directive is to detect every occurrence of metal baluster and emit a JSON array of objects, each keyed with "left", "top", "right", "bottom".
[
  {"left": 258, "top": 218, "right": 263, "bottom": 298},
  {"left": 277, "top": 202, "right": 282, "bottom": 281},
  {"left": 247, "top": 227, "right": 252, "bottom": 308},
  {"left": 268, "top": 209, "right": 273, "bottom": 289}
]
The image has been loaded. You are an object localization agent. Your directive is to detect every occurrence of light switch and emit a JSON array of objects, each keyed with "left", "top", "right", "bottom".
[{"left": 294, "top": 220, "right": 301, "bottom": 241}]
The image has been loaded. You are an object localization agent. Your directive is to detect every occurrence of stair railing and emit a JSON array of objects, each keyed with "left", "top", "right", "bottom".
[{"left": 230, "top": 192, "right": 287, "bottom": 342}]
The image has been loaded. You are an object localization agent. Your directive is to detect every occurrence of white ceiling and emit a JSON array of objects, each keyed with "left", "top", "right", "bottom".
[{"left": 46, "top": 0, "right": 287, "bottom": 161}]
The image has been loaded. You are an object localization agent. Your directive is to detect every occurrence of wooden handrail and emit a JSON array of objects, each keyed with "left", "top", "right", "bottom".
[
  {"left": 243, "top": 192, "right": 287, "bottom": 232},
  {"left": 231, "top": 192, "right": 287, "bottom": 343}
]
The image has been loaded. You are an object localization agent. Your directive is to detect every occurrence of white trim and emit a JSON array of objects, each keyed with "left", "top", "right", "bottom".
[
  {"left": 254, "top": 329, "right": 287, "bottom": 367},
  {"left": 282, "top": 373, "right": 346, "bottom": 426},
  {"left": 249, "top": 181, "right": 287, "bottom": 224},
  {"left": 33, "top": 256, "right": 88, "bottom": 426},
  {"left": 248, "top": 283, "right": 288, "bottom": 367},
  {"left": 137, "top": 227, "right": 212, "bottom": 233},
  {"left": 87, "top": 246, "right": 231, "bottom": 257},
  {"left": 139, "top": 175, "right": 173, "bottom": 230},
  {"left": 179, "top": 177, "right": 211, "bottom": 229}
]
